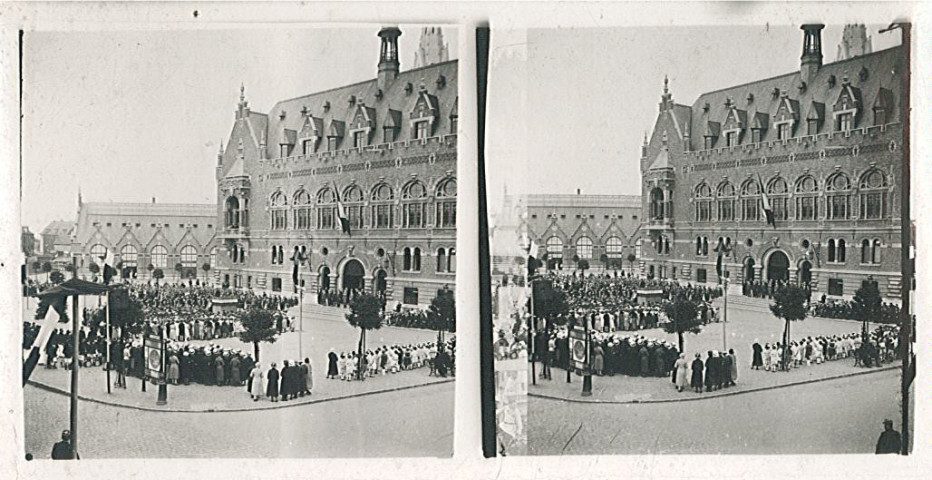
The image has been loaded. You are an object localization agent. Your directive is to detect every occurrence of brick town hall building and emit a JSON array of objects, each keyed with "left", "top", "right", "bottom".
[
  {"left": 639, "top": 24, "right": 905, "bottom": 301},
  {"left": 215, "top": 27, "right": 457, "bottom": 307}
]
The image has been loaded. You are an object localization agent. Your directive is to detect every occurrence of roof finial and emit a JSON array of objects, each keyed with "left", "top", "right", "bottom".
[
  {"left": 240, "top": 83, "right": 245, "bottom": 102},
  {"left": 663, "top": 75, "right": 669, "bottom": 95},
  {"left": 77, "top": 185, "right": 83, "bottom": 206},
  {"left": 662, "top": 130, "right": 668, "bottom": 146},
  {"left": 219, "top": 139, "right": 224, "bottom": 155}
]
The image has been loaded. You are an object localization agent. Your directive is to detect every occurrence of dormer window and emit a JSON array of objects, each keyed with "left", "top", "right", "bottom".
[
  {"left": 353, "top": 130, "right": 367, "bottom": 148},
  {"left": 807, "top": 119, "right": 819, "bottom": 135},
  {"left": 777, "top": 123, "right": 790, "bottom": 140},
  {"left": 413, "top": 120, "right": 429, "bottom": 140},
  {"left": 383, "top": 109, "right": 401, "bottom": 143},
  {"left": 280, "top": 145, "right": 290, "bottom": 158},
  {"left": 837, "top": 112, "right": 853, "bottom": 132},
  {"left": 327, "top": 120, "right": 345, "bottom": 151},
  {"left": 702, "top": 121, "right": 720, "bottom": 150},
  {"left": 725, "top": 131, "right": 738, "bottom": 147},
  {"left": 704, "top": 137, "right": 714, "bottom": 150},
  {"left": 751, "top": 129, "right": 762, "bottom": 143},
  {"left": 872, "top": 88, "right": 894, "bottom": 127},
  {"left": 302, "top": 139, "right": 314, "bottom": 155}
]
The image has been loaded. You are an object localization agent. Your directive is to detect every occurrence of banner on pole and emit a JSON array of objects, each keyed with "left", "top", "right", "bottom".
[
  {"left": 144, "top": 335, "right": 163, "bottom": 380},
  {"left": 569, "top": 326, "right": 588, "bottom": 373}
]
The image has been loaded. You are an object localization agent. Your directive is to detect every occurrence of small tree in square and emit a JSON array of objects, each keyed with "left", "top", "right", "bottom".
[
  {"left": 770, "top": 285, "right": 809, "bottom": 371},
  {"left": 662, "top": 294, "right": 702, "bottom": 353},
  {"left": 346, "top": 293, "right": 384, "bottom": 380},
  {"left": 237, "top": 307, "right": 278, "bottom": 362}
]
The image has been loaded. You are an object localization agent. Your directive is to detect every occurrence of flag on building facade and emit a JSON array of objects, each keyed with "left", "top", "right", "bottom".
[
  {"left": 100, "top": 248, "right": 116, "bottom": 285},
  {"left": 758, "top": 173, "right": 776, "bottom": 228},
  {"left": 334, "top": 184, "right": 351, "bottom": 236}
]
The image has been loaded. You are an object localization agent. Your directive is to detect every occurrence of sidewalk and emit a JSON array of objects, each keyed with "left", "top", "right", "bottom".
[
  {"left": 528, "top": 359, "right": 899, "bottom": 404},
  {"left": 28, "top": 364, "right": 453, "bottom": 413}
]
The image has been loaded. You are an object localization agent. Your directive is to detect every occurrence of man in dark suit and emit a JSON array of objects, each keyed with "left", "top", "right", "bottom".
[
  {"left": 876, "top": 419, "right": 902, "bottom": 454},
  {"left": 51, "top": 430, "right": 78, "bottom": 460}
]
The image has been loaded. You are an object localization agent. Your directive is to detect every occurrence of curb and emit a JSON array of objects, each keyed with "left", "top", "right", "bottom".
[
  {"left": 528, "top": 364, "right": 898, "bottom": 405},
  {"left": 27, "top": 377, "right": 455, "bottom": 414}
]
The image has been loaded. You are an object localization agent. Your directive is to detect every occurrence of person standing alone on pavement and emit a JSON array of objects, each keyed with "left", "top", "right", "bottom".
[
  {"left": 875, "top": 419, "right": 902, "bottom": 454},
  {"left": 51, "top": 430, "right": 78, "bottom": 460}
]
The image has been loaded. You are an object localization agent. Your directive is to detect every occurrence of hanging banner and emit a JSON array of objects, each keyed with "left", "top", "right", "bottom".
[
  {"left": 569, "top": 326, "right": 588, "bottom": 373},
  {"left": 144, "top": 335, "right": 163, "bottom": 380}
]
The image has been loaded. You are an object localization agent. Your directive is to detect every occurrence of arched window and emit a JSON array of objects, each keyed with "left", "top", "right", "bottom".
[
  {"left": 826, "top": 172, "right": 852, "bottom": 220},
  {"left": 546, "top": 236, "right": 564, "bottom": 258},
  {"left": 210, "top": 247, "right": 218, "bottom": 269},
  {"left": 635, "top": 239, "right": 643, "bottom": 258},
  {"left": 833, "top": 239, "right": 847, "bottom": 263},
  {"left": 696, "top": 237, "right": 702, "bottom": 255},
  {"left": 716, "top": 181, "right": 736, "bottom": 221},
  {"left": 859, "top": 169, "right": 887, "bottom": 220},
  {"left": 277, "top": 245, "right": 284, "bottom": 265},
  {"left": 740, "top": 178, "right": 761, "bottom": 222},
  {"left": 413, "top": 247, "right": 422, "bottom": 271},
  {"left": 437, "top": 248, "right": 447, "bottom": 273},
  {"left": 860, "top": 239, "right": 871, "bottom": 264},
  {"left": 316, "top": 187, "right": 336, "bottom": 229},
  {"left": 435, "top": 177, "right": 457, "bottom": 228},
  {"left": 293, "top": 189, "right": 312, "bottom": 230},
  {"left": 151, "top": 245, "right": 168, "bottom": 269},
  {"left": 795, "top": 174, "right": 819, "bottom": 220},
  {"left": 403, "top": 247, "right": 412, "bottom": 271},
  {"left": 702, "top": 236, "right": 709, "bottom": 256},
  {"left": 694, "top": 183, "right": 712, "bottom": 222},
  {"left": 606, "top": 236, "right": 623, "bottom": 258},
  {"left": 270, "top": 246, "right": 277, "bottom": 264},
  {"left": 370, "top": 182, "right": 395, "bottom": 229},
  {"left": 576, "top": 237, "right": 593, "bottom": 259},
  {"left": 180, "top": 245, "right": 197, "bottom": 267},
  {"left": 270, "top": 191, "right": 288, "bottom": 230},
  {"left": 767, "top": 176, "right": 789, "bottom": 221},
  {"left": 664, "top": 236, "right": 671, "bottom": 255},
  {"left": 402, "top": 180, "right": 428, "bottom": 228},
  {"left": 828, "top": 239, "right": 836, "bottom": 263},
  {"left": 90, "top": 244, "right": 107, "bottom": 263},
  {"left": 649, "top": 188, "right": 665, "bottom": 220},
  {"left": 447, "top": 247, "right": 456, "bottom": 273},
  {"left": 342, "top": 184, "right": 365, "bottom": 229},
  {"left": 225, "top": 196, "right": 240, "bottom": 229},
  {"left": 120, "top": 244, "right": 138, "bottom": 267},
  {"left": 872, "top": 239, "right": 881, "bottom": 264}
]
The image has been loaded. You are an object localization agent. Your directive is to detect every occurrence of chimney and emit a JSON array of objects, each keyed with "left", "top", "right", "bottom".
[
  {"left": 800, "top": 24, "right": 825, "bottom": 85},
  {"left": 377, "top": 26, "right": 402, "bottom": 91},
  {"left": 152, "top": 197, "right": 156, "bottom": 204},
  {"left": 577, "top": 189, "right": 581, "bottom": 195}
]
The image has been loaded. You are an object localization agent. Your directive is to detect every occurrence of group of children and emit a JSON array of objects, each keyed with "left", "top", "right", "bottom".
[{"left": 326, "top": 342, "right": 447, "bottom": 380}]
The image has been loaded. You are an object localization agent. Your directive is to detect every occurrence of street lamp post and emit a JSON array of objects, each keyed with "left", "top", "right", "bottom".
[
  {"left": 298, "top": 284, "right": 305, "bottom": 360},
  {"left": 722, "top": 277, "right": 729, "bottom": 352}
]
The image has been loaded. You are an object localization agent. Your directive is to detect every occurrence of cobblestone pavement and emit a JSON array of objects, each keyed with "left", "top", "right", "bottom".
[
  {"left": 24, "top": 381, "right": 454, "bottom": 459},
  {"left": 528, "top": 301, "right": 896, "bottom": 403},
  {"left": 528, "top": 368, "right": 909, "bottom": 455},
  {"left": 27, "top": 302, "right": 454, "bottom": 411}
]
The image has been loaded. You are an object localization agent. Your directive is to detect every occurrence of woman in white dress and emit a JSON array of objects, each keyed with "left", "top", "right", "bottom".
[
  {"left": 249, "top": 363, "right": 264, "bottom": 401},
  {"left": 763, "top": 344, "right": 772, "bottom": 372},
  {"left": 673, "top": 353, "right": 689, "bottom": 392}
]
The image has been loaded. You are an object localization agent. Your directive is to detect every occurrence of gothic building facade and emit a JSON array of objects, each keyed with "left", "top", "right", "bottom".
[
  {"left": 639, "top": 24, "right": 905, "bottom": 301},
  {"left": 215, "top": 27, "right": 458, "bottom": 307},
  {"left": 522, "top": 193, "right": 643, "bottom": 274},
  {"left": 71, "top": 199, "right": 218, "bottom": 282}
]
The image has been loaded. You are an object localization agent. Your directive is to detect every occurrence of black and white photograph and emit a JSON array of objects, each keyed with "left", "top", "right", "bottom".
[
  {"left": 486, "top": 21, "right": 915, "bottom": 455},
  {"left": 19, "top": 24, "right": 460, "bottom": 459}
]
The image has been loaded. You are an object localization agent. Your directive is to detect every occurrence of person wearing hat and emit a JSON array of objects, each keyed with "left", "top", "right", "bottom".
[
  {"left": 266, "top": 362, "right": 280, "bottom": 401},
  {"left": 875, "top": 419, "right": 902, "bottom": 454},
  {"left": 303, "top": 358, "right": 313, "bottom": 395},
  {"left": 51, "top": 429, "right": 78, "bottom": 460},
  {"left": 327, "top": 350, "right": 338, "bottom": 379},
  {"left": 230, "top": 353, "right": 242, "bottom": 387},
  {"left": 752, "top": 340, "right": 763, "bottom": 370},
  {"left": 249, "top": 362, "right": 264, "bottom": 401}
]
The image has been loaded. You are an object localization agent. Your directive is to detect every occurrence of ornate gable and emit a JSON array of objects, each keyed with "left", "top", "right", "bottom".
[
  {"left": 833, "top": 77, "right": 862, "bottom": 113},
  {"left": 600, "top": 217, "right": 630, "bottom": 242},
  {"left": 299, "top": 115, "right": 324, "bottom": 141},
  {"left": 806, "top": 101, "right": 826, "bottom": 122},
  {"left": 410, "top": 88, "right": 439, "bottom": 122},
  {"left": 722, "top": 106, "right": 747, "bottom": 132},
  {"left": 146, "top": 226, "right": 174, "bottom": 251},
  {"left": 176, "top": 227, "right": 202, "bottom": 249},
  {"left": 774, "top": 94, "right": 800, "bottom": 123},
  {"left": 569, "top": 218, "right": 596, "bottom": 243},
  {"left": 115, "top": 228, "right": 141, "bottom": 250},
  {"left": 350, "top": 103, "right": 376, "bottom": 130}
]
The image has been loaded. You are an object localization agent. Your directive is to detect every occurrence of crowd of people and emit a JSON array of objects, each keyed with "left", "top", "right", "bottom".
[
  {"left": 542, "top": 327, "right": 680, "bottom": 378},
  {"left": 325, "top": 339, "right": 457, "bottom": 380},
  {"left": 246, "top": 358, "right": 314, "bottom": 402},
  {"left": 750, "top": 325, "right": 901, "bottom": 372},
  {"left": 552, "top": 272, "right": 722, "bottom": 312},
  {"left": 811, "top": 298, "right": 902, "bottom": 325}
]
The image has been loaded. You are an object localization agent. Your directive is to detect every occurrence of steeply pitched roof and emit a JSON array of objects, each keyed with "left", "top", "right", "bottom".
[
  {"left": 41, "top": 220, "right": 75, "bottom": 237},
  {"left": 686, "top": 46, "right": 903, "bottom": 148}
]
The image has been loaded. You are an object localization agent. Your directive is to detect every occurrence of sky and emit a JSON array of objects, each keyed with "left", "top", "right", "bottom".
[
  {"left": 486, "top": 23, "right": 901, "bottom": 214},
  {"left": 21, "top": 25, "right": 457, "bottom": 232}
]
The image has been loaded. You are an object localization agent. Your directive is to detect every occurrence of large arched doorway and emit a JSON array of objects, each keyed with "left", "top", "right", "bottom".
[
  {"left": 766, "top": 251, "right": 790, "bottom": 283},
  {"left": 798, "top": 260, "right": 812, "bottom": 286},
  {"left": 342, "top": 259, "right": 365, "bottom": 291}
]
